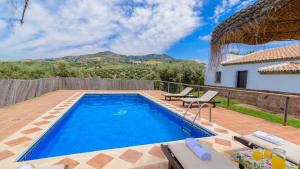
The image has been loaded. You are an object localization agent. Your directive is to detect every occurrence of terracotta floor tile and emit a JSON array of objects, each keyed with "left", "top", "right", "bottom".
[
  {"left": 49, "top": 111, "right": 61, "bottom": 114},
  {"left": 56, "top": 158, "right": 79, "bottom": 169},
  {"left": 119, "top": 149, "right": 143, "bottom": 163},
  {"left": 21, "top": 127, "right": 42, "bottom": 134},
  {"left": 4, "top": 137, "right": 32, "bottom": 146},
  {"left": 214, "top": 138, "right": 232, "bottom": 147},
  {"left": 33, "top": 120, "right": 50, "bottom": 126},
  {"left": 42, "top": 115, "right": 56, "bottom": 120},
  {"left": 201, "top": 121, "right": 213, "bottom": 126},
  {"left": 86, "top": 153, "right": 113, "bottom": 169},
  {"left": 148, "top": 146, "right": 165, "bottom": 159},
  {"left": 0, "top": 150, "right": 15, "bottom": 161},
  {"left": 53, "top": 108, "right": 65, "bottom": 111},
  {"left": 214, "top": 128, "right": 229, "bottom": 134}
]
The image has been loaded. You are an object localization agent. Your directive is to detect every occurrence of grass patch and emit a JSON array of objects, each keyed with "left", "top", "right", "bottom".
[{"left": 190, "top": 91, "right": 300, "bottom": 128}]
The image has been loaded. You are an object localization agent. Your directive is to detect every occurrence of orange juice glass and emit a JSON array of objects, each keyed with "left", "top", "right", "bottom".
[
  {"left": 252, "top": 149, "right": 263, "bottom": 161},
  {"left": 264, "top": 147, "right": 272, "bottom": 159},
  {"left": 271, "top": 148, "right": 286, "bottom": 169}
]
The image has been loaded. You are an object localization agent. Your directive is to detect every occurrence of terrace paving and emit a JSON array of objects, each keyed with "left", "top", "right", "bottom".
[
  {"left": 0, "top": 90, "right": 299, "bottom": 145},
  {"left": 149, "top": 90, "right": 300, "bottom": 145},
  {"left": 0, "top": 90, "right": 299, "bottom": 168},
  {"left": 0, "top": 90, "right": 77, "bottom": 142}
]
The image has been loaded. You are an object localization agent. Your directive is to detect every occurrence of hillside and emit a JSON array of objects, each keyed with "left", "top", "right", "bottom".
[
  {"left": 44, "top": 51, "right": 176, "bottom": 63},
  {"left": 0, "top": 52, "right": 205, "bottom": 85}
]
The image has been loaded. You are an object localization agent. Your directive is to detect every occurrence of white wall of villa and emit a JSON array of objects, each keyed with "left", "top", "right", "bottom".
[{"left": 205, "top": 60, "right": 300, "bottom": 93}]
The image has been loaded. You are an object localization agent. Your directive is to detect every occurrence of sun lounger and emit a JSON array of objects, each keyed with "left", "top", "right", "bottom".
[
  {"left": 161, "top": 141, "right": 238, "bottom": 169},
  {"left": 162, "top": 87, "right": 194, "bottom": 100},
  {"left": 180, "top": 90, "right": 219, "bottom": 106},
  {"left": 234, "top": 133, "right": 300, "bottom": 165}
]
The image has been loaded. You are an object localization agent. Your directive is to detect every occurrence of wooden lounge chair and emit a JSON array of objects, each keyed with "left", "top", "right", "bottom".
[
  {"left": 234, "top": 134, "right": 300, "bottom": 166},
  {"left": 180, "top": 90, "right": 219, "bottom": 107},
  {"left": 161, "top": 141, "right": 238, "bottom": 169},
  {"left": 162, "top": 87, "right": 194, "bottom": 101}
]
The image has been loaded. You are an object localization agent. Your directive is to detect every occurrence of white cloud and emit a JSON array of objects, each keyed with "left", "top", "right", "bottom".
[
  {"left": 236, "top": 0, "right": 255, "bottom": 10},
  {"left": 199, "top": 34, "right": 211, "bottom": 41},
  {"left": 211, "top": 0, "right": 256, "bottom": 23},
  {"left": 0, "top": 0, "right": 203, "bottom": 59},
  {"left": 212, "top": 0, "right": 240, "bottom": 23},
  {"left": 0, "top": 20, "right": 5, "bottom": 31}
]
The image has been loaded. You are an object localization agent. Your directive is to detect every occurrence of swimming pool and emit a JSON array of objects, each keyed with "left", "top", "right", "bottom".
[{"left": 18, "top": 94, "right": 214, "bottom": 161}]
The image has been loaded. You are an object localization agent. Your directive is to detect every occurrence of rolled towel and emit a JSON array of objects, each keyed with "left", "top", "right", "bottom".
[
  {"left": 253, "top": 131, "right": 285, "bottom": 145},
  {"left": 185, "top": 138, "right": 211, "bottom": 160}
]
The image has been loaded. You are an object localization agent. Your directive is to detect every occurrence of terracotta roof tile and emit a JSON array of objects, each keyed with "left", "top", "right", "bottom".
[
  {"left": 258, "top": 62, "right": 300, "bottom": 74},
  {"left": 222, "top": 44, "right": 300, "bottom": 65}
]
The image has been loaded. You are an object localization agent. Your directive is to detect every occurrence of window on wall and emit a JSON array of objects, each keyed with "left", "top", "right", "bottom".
[
  {"left": 215, "top": 71, "right": 221, "bottom": 83},
  {"left": 236, "top": 71, "right": 248, "bottom": 88}
]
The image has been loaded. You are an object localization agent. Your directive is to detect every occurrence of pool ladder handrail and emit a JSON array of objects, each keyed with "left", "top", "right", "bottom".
[{"left": 182, "top": 101, "right": 212, "bottom": 130}]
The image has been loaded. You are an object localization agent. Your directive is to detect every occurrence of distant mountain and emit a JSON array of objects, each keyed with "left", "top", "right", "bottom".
[{"left": 44, "top": 51, "right": 176, "bottom": 63}]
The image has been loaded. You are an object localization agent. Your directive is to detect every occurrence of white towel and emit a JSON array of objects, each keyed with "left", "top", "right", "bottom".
[
  {"left": 253, "top": 131, "right": 285, "bottom": 146},
  {"left": 185, "top": 138, "right": 211, "bottom": 160}
]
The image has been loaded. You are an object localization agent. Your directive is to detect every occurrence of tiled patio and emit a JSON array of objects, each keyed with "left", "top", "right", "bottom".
[
  {"left": 0, "top": 90, "right": 77, "bottom": 142},
  {"left": 0, "top": 90, "right": 299, "bottom": 169},
  {"left": 148, "top": 91, "right": 300, "bottom": 145}
]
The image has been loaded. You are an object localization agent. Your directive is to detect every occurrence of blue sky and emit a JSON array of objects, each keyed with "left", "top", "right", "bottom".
[{"left": 0, "top": 0, "right": 298, "bottom": 61}]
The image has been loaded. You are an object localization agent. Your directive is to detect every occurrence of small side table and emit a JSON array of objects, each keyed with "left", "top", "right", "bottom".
[{"left": 232, "top": 150, "right": 298, "bottom": 169}]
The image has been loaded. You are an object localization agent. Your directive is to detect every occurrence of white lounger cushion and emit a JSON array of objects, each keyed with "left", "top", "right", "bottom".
[
  {"left": 181, "top": 97, "right": 209, "bottom": 103},
  {"left": 168, "top": 141, "right": 238, "bottom": 169},
  {"left": 163, "top": 93, "right": 186, "bottom": 97},
  {"left": 253, "top": 131, "right": 285, "bottom": 145},
  {"left": 243, "top": 134, "right": 300, "bottom": 164}
]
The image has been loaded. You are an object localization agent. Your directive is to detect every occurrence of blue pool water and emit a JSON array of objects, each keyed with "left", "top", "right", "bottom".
[{"left": 18, "top": 94, "right": 214, "bottom": 161}]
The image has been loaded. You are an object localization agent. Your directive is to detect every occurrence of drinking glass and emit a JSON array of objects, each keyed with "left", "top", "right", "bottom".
[
  {"left": 263, "top": 146, "right": 272, "bottom": 160},
  {"left": 272, "top": 148, "right": 286, "bottom": 169},
  {"left": 252, "top": 147, "right": 263, "bottom": 161}
]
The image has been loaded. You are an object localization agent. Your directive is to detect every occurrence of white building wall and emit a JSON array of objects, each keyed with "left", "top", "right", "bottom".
[{"left": 205, "top": 60, "right": 300, "bottom": 93}]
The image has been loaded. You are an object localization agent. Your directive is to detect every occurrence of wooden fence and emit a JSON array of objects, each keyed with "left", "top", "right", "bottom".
[{"left": 0, "top": 77, "right": 154, "bottom": 108}]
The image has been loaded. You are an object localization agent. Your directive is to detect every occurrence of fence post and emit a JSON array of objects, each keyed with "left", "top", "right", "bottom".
[
  {"left": 197, "top": 86, "right": 200, "bottom": 97},
  {"left": 227, "top": 91, "right": 231, "bottom": 109},
  {"left": 167, "top": 82, "right": 170, "bottom": 93},
  {"left": 158, "top": 81, "right": 160, "bottom": 90},
  {"left": 283, "top": 96, "right": 290, "bottom": 126},
  {"left": 160, "top": 82, "right": 163, "bottom": 91}
]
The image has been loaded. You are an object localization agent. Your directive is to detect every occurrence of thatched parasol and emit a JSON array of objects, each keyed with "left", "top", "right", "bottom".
[{"left": 210, "top": 0, "right": 300, "bottom": 67}]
